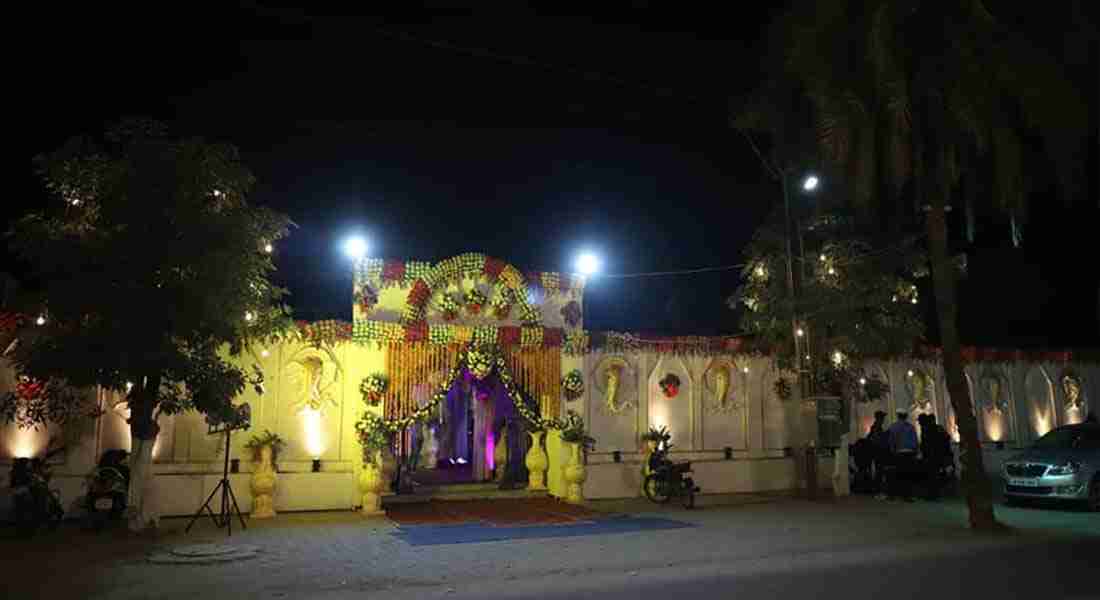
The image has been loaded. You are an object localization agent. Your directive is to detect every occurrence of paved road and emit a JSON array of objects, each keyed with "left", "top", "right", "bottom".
[
  {"left": 358, "top": 536, "right": 1100, "bottom": 600},
  {"left": 3, "top": 494, "right": 1096, "bottom": 599}
]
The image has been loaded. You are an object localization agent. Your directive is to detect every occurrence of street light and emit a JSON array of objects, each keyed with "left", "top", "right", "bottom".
[
  {"left": 575, "top": 252, "right": 600, "bottom": 276},
  {"left": 342, "top": 236, "right": 368, "bottom": 261},
  {"left": 802, "top": 175, "right": 820, "bottom": 192}
]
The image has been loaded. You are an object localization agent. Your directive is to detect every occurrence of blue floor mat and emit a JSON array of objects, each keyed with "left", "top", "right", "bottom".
[{"left": 391, "top": 516, "right": 694, "bottom": 546}]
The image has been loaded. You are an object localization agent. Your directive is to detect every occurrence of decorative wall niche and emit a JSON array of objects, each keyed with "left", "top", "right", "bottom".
[
  {"left": 1023, "top": 366, "right": 1055, "bottom": 440},
  {"left": 702, "top": 357, "right": 748, "bottom": 450},
  {"left": 647, "top": 355, "right": 693, "bottom": 450}
]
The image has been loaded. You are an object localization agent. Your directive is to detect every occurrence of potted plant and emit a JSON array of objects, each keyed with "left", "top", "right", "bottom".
[
  {"left": 559, "top": 410, "right": 595, "bottom": 504},
  {"left": 354, "top": 415, "right": 391, "bottom": 516},
  {"left": 244, "top": 429, "right": 285, "bottom": 519},
  {"left": 641, "top": 425, "right": 670, "bottom": 453}
]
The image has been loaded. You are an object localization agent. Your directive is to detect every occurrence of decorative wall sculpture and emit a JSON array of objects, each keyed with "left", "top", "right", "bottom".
[
  {"left": 595, "top": 355, "right": 633, "bottom": 415},
  {"left": 1061, "top": 370, "right": 1083, "bottom": 410},
  {"left": 704, "top": 358, "right": 744, "bottom": 414},
  {"left": 905, "top": 367, "right": 935, "bottom": 415},
  {"left": 285, "top": 345, "right": 344, "bottom": 415}
]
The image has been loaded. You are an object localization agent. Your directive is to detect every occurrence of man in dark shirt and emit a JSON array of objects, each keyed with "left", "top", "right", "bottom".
[
  {"left": 919, "top": 414, "right": 952, "bottom": 500},
  {"left": 867, "top": 411, "right": 890, "bottom": 498}
]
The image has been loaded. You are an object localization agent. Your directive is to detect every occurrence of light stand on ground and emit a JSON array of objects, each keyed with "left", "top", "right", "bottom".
[{"left": 186, "top": 426, "right": 247, "bottom": 536}]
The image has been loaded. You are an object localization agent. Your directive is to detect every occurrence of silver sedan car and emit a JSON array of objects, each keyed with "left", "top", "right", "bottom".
[{"left": 1002, "top": 423, "right": 1100, "bottom": 511}]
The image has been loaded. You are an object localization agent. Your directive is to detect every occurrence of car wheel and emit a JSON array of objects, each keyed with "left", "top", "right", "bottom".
[{"left": 1088, "top": 477, "right": 1100, "bottom": 513}]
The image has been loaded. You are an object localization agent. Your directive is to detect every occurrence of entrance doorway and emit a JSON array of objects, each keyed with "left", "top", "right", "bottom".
[{"left": 406, "top": 369, "right": 530, "bottom": 488}]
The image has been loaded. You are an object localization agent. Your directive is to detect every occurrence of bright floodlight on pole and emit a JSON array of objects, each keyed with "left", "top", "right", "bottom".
[
  {"left": 802, "top": 174, "right": 820, "bottom": 192},
  {"left": 575, "top": 252, "right": 600, "bottom": 276},
  {"left": 343, "top": 236, "right": 368, "bottom": 261}
]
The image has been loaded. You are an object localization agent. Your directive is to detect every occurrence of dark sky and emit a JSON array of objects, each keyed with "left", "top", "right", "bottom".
[{"left": 12, "top": 2, "right": 1100, "bottom": 344}]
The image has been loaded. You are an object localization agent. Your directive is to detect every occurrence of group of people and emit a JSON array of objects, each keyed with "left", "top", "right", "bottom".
[{"left": 856, "top": 410, "right": 953, "bottom": 502}]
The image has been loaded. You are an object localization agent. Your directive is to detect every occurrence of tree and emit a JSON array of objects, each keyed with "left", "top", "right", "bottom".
[
  {"left": 733, "top": 208, "right": 927, "bottom": 411},
  {"left": 736, "top": 1, "right": 1089, "bottom": 529},
  {"left": 2, "top": 119, "right": 292, "bottom": 530}
]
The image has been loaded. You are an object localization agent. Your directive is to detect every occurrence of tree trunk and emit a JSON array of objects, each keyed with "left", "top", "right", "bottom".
[
  {"left": 127, "top": 375, "right": 161, "bottom": 532},
  {"left": 925, "top": 147, "right": 999, "bottom": 530}
]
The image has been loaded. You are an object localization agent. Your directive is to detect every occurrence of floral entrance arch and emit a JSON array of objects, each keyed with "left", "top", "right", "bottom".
[
  {"left": 356, "top": 344, "right": 561, "bottom": 435},
  {"left": 400, "top": 253, "right": 544, "bottom": 326}
]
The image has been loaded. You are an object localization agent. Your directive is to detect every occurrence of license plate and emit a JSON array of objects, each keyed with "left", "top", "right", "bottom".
[
  {"left": 95, "top": 498, "right": 114, "bottom": 510},
  {"left": 1009, "top": 478, "right": 1039, "bottom": 487}
]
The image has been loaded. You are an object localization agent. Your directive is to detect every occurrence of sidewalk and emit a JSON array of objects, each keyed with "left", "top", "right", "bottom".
[{"left": 2, "top": 493, "right": 1095, "bottom": 599}]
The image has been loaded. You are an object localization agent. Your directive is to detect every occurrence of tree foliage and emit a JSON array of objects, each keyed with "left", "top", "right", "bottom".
[
  {"left": 733, "top": 210, "right": 926, "bottom": 393},
  {"left": 2, "top": 119, "right": 292, "bottom": 435}
]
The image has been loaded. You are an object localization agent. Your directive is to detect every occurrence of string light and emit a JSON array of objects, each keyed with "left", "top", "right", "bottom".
[
  {"left": 212, "top": 189, "right": 223, "bottom": 198},
  {"left": 35, "top": 315, "right": 46, "bottom": 326},
  {"left": 907, "top": 369, "right": 915, "bottom": 377},
  {"left": 795, "top": 328, "right": 805, "bottom": 337},
  {"left": 827, "top": 267, "right": 836, "bottom": 275},
  {"left": 264, "top": 242, "right": 274, "bottom": 254},
  {"left": 859, "top": 377, "right": 867, "bottom": 386},
  {"left": 819, "top": 254, "right": 826, "bottom": 262},
  {"left": 260, "top": 349, "right": 270, "bottom": 358},
  {"left": 244, "top": 311, "right": 255, "bottom": 322},
  {"left": 741, "top": 366, "right": 750, "bottom": 374}
]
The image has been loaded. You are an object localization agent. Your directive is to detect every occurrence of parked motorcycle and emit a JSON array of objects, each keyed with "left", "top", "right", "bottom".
[
  {"left": 643, "top": 441, "right": 700, "bottom": 509},
  {"left": 84, "top": 449, "right": 130, "bottom": 529},
  {"left": 9, "top": 445, "right": 65, "bottom": 536}
]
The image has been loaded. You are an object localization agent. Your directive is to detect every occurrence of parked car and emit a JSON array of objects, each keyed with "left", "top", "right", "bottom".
[{"left": 1002, "top": 423, "right": 1100, "bottom": 511}]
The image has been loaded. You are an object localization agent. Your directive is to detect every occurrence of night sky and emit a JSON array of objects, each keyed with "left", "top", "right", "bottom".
[{"left": 11, "top": 3, "right": 1100, "bottom": 344}]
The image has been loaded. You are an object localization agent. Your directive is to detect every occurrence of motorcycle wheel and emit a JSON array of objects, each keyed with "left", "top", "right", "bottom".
[{"left": 643, "top": 473, "right": 671, "bottom": 504}]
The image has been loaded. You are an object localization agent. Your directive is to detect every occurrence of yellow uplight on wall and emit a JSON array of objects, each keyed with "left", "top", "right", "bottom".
[
  {"left": 9, "top": 426, "right": 47, "bottom": 458},
  {"left": 1032, "top": 411, "right": 1051, "bottom": 438},
  {"left": 301, "top": 407, "right": 326, "bottom": 459},
  {"left": 985, "top": 416, "right": 1004, "bottom": 442}
]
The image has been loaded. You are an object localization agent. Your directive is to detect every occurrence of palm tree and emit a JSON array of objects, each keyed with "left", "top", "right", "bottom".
[{"left": 737, "top": 0, "right": 1089, "bottom": 529}]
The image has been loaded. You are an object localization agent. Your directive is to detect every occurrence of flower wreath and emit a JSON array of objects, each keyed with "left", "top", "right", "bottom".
[
  {"left": 359, "top": 373, "right": 388, "bottom": 406},
  {"left": 562, "top": 369, "right": 584, "bottom": 401},
  {"left": 438, "top": 293, "right": 461, "bottom": 321},
  {"left": 464, "top": 289, "right": 487, "bottom": 314},
  {"left": 659, "top": 373, "right": 681, "bottom": 398}
]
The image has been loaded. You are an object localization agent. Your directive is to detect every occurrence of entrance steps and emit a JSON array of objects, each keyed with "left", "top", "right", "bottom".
[{"left": 382, "top": 482, "right": 547, "bottom": 505}]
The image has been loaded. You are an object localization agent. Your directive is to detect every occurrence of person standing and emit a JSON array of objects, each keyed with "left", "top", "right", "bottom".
[
  {"left": 868, "top": 411, "right": 890, "bottom": 499},
  {"left": 919, "top": 414, "right": 952, "bottom": 500},
  {"left": 887, "top": 411, "right": 919, "bottom": 501}
]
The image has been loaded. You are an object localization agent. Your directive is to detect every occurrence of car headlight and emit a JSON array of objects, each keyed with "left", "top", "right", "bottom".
[{"left": 1047, "top": 461, "right": 1080, "bottom": 476}]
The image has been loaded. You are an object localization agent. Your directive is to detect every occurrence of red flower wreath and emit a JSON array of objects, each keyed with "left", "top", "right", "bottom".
[{"left": 659, "top": 373, "right": 681, "bottom": 398}]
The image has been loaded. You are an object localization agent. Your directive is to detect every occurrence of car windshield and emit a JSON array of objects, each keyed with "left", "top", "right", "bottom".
[{"left": 1031, "top": 428, "right": 1080, "bottom": 449}]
